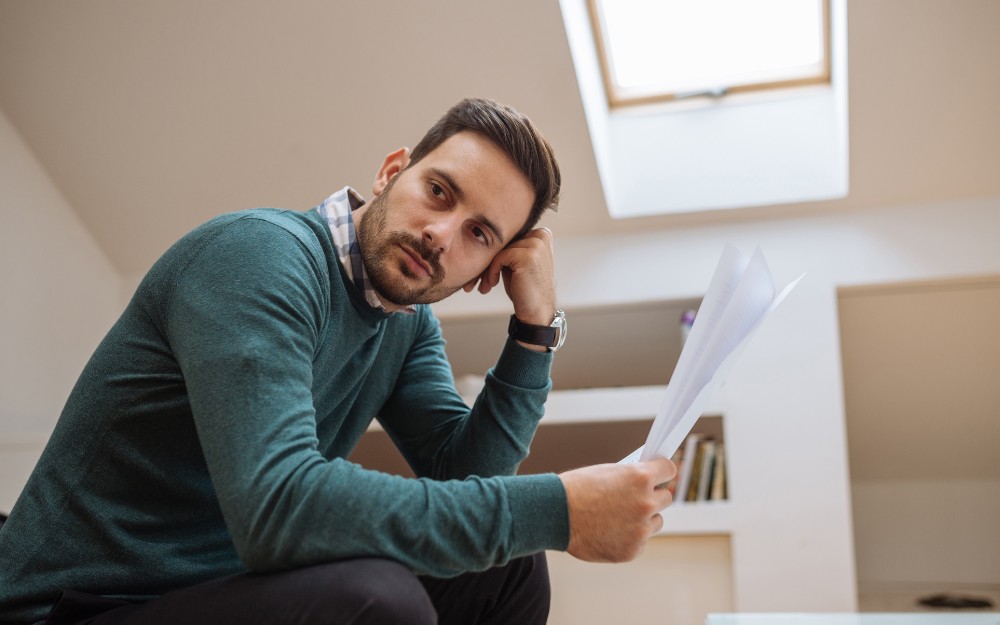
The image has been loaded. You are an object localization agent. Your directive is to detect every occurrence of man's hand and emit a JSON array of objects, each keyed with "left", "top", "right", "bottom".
[
  {"left": 559, "top": 459, "right": 677, "bottom": 563},
  {"left": 465, "top": 228, "right": 557, "bottom": 330}
]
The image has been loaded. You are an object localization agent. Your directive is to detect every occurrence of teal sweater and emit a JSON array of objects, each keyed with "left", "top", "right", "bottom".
[{"left": 0, "top": 208, "right": 569, "bottom": 624}]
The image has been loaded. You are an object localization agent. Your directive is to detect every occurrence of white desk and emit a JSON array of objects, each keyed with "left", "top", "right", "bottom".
[{"left": 707, "top": 614, "right": 999, "bottom": 625}]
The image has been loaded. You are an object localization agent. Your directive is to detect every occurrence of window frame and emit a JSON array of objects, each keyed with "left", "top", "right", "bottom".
[{"left": 587, "top": 0, "right": 832, "bottom": 108}]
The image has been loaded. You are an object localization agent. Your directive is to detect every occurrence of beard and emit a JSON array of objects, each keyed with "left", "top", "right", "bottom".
[{"left": 357, "top": 177, "right": 461, "bottom": 307}]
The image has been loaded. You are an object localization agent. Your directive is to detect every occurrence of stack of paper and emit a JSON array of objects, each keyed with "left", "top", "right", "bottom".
[{"left": 622, "top": 245, "right": 803, "bottom": 464}]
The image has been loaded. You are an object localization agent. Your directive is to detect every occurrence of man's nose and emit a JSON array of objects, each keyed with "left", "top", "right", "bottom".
[{"left": 422, "top": 213, "right": 461, "bottom": 253}]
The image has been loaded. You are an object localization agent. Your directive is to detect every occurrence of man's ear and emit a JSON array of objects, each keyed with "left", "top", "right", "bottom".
[{"left": 372, "top": 147, "right": 411, "bottom": 197}]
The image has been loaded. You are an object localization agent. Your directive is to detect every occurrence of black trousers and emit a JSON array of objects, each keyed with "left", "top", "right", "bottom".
[{"left": 43, "top": 553, "right": 550, "bottom": 625}]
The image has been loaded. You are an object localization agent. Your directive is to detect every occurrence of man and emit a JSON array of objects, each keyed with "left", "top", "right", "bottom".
[{"left": 0, "top": 98, "right": 675, "bottom": 624}]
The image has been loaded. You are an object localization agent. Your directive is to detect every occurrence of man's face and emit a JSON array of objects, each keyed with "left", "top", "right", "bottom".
[{"left": 357, "top": 132, "right": 535, "bottom": 310}]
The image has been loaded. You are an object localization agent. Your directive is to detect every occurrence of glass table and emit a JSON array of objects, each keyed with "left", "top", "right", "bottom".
[{"left": 707, "top": 614, "right": 999, "bottom": 625}]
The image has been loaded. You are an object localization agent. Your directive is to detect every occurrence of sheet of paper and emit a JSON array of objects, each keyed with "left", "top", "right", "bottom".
[{"left": 622, "top": 244, "right": 803, "bottom": 463}]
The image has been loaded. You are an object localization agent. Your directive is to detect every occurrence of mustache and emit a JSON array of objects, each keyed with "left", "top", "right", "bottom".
[{"left": 388, "top": 231, "right": 445, "bottom": 280}]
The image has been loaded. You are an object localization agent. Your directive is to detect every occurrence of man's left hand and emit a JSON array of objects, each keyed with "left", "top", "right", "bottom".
[{"left": 465, "top": 228, "right": 558, "bottom": 348}]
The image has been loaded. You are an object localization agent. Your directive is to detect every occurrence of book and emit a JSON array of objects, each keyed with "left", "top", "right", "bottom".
[
  {"left": 695, "top": 439, "right": 716, "bottom": 502},
  {"left": 684, "top": 437, "right": 707, "bottom": 502},
  {"left": 673, "top": 433, "right": 701, "bottom": 504},
  {"left": 710, "top": 443, "right": 727, "bottom": 501}
]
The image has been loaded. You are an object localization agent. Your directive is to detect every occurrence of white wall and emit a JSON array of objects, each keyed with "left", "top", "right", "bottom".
[
  {"left": 840, "top": 277, "right": 1000, "bottom": 588},
  {"left": 571, "top": 195, "right": 1000, "bottom": 611},
  {"left": 548, "top": 536, "right": 734, "bottom": 625},
  {"left": 434, "top": 193, "right": 1000, "bottom": 613},
  {"left": 852, "top": 478, "right": 1000, "bottom": 587},
  {"left": 0, "top": 107, "right": 121, "bottom": 511}
]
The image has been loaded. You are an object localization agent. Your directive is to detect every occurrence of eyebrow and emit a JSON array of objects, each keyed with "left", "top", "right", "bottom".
[{"left": 429, "top": 167, "right": 507, "bottom": 245}]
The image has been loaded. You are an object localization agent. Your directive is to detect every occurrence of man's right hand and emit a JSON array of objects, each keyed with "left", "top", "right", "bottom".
[{"left": 559, "top": 459, "right": 677, "bottom": 562}]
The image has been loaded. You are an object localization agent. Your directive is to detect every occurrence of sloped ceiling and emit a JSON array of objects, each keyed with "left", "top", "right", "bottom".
[{"left": 1, "top": 0, "right": 999, "bottom": 280}]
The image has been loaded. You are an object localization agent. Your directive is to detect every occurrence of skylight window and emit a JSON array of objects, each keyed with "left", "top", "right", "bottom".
[{"left": 589, "top": 0, "right": 830, "bottom": 106}]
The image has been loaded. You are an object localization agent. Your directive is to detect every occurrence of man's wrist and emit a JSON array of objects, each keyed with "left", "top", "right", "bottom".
[
  {"left": 492, "top": 335, "right": 554, "bottom": 390},
  {"left": 511, "top": 309, "right": 556, "bottom": 326},
  {"left": 507, "top": 310, "right": 567, "bottom": 352},
  {"left": 516, "top": 339, "right": 551, "bottom": 353}
]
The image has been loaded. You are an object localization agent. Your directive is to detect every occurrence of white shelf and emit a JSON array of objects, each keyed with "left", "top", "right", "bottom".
[
  {"left": 540, "top": 385, "right": 667, "bottom": 424},
  {"left": 537, "top": 385, "right": 732, "bottom": 537},
  {"left": 659, "top": 501, "right": 733, "bottom": 536},
  {"left": 368, "top": 384, "right": 675, "bottom": 431},
  {"left": 541, "top": 384, "right": 724, "bottom": 425}
]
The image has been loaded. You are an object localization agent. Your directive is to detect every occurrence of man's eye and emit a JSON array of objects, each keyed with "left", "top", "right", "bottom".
[
  {"left": 471, "top": 225, "right": 489, "bottom": 244},
  {"left": 430, "top": 183, "right": 445, "bottom": 198}
]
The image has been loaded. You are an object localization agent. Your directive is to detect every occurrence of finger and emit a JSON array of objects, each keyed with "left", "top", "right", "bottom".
[
  {"left": 498, "top": 266, "right": 512, "bottom": 290},
  {"left": 650, "top": 513, "right": 664, "bottom": 534},
  {"left": 478, "top": 271, "right": 495, "bottom": 294},
  {"left": 522, "top": 226, "right": 552, "bottom": 242},
  {"left": 644, "top": 458, "right": 678, "bottom": 484},
  {"left": 653, "top": 486, "right": 674, "bottom": 511},
  {"left": 649, "top": 458, "right": 677, "bottom": 484},
  {"left": 513, "top": 230, "right": 554, "bottom": 262},
  {"left": 478, "top": 270, "right": 496, "bottom": 294},
  {"left": 479, "top": 251, "right": 510, "bottom": 294}
]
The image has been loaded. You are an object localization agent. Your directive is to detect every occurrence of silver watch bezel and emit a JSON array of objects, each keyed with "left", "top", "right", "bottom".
[{"left": 550, "top": 310, "right": 567, "bottom": 352}]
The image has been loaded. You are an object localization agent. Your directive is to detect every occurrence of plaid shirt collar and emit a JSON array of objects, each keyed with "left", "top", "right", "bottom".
[{"left": 316, "top": 186, "right": 415, "bottom": 314}]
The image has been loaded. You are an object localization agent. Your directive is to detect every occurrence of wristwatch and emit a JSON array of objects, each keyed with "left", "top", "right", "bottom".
[{"left": 507, "top": 310, "right": 568, "bottom": 352}]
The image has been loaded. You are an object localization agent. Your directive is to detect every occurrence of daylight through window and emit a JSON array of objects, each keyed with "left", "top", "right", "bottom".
[{"left": 589, "top": 0, "right": 830, "bottom": 106}]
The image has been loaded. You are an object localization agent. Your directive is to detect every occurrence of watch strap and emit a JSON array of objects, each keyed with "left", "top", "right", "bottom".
[{"left": 508, "top": 314, "right": 559, "bottom": 348}]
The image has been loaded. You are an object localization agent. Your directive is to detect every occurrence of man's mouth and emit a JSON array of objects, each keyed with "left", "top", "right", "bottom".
[{"left": 400, "top": 245, "right": 433, "bottom": 277}]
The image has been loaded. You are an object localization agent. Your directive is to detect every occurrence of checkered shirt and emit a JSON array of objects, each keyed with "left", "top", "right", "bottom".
[{"left": 316, "top": 186, "right": 414, "bottom": 314}]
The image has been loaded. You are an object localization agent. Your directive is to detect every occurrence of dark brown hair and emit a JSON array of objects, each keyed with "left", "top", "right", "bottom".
[{"left": 408, "top": 98, "right": 561, "bottom": 240}]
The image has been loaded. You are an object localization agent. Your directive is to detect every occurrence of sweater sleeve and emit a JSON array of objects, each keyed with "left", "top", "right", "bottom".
[
  {"left": 160, "top": 214, "right": 568, "bottom": 577},
  {"left": 378, "top": 310, "right": 554, "bottom": 481}
]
